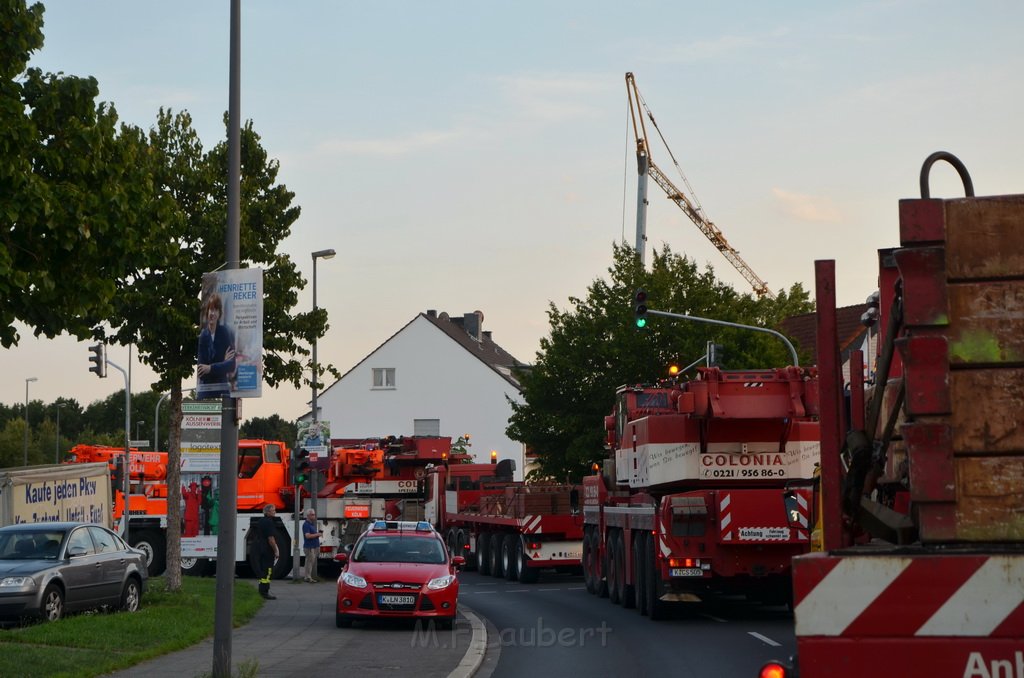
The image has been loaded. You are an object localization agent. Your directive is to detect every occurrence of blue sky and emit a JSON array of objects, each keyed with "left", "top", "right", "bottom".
[{"left": 4, "top": 0, "right": 1024, "bottom": 426}]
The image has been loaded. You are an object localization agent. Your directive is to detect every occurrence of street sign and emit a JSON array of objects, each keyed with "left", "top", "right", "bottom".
[{"left": 129, "top": 440, "right": 150, "bottom": 448}]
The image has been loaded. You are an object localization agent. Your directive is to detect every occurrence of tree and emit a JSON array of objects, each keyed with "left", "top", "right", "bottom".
[
  {"left": 1, "top": 1, "right": 174, "bottom": 347},
  {"left": 104, "top": 110, "right": 328, "bottom": 592},
  {"left": 507, "top": 243, "right": 814, "bottom": 481},
  {"left": 241, "top": 414, "right": 298, "bottom": 444}
]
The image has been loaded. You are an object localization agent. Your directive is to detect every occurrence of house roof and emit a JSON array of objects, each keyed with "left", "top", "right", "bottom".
[
  {"left": 779, "top": 304, "right": 869, "bottom": 360},
  {"left": 320, "top": 310, "right": 527, "bottom": 403}
]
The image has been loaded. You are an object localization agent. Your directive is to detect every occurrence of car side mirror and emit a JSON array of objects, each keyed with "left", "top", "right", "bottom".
[
  {"left": 67, "top": 546, "right": 88, "bottom": 558},
  {"left": 344, "top": 543, "right": 354, "bottom": 553},
  {"left": 452, "top": 555, "right": 466, "bottom": 569},
  {"left": 334, "top": 553, "right": 348, "bottom": 564}
]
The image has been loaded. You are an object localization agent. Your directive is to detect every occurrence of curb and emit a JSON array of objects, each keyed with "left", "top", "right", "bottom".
[{"left": 448, "top": 604, "right": 487, "bottom": 678}]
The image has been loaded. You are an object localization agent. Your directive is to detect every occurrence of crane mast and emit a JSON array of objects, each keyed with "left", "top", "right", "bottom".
[{"left": 625, "top": 72, "right": 773, "bottom": 299}]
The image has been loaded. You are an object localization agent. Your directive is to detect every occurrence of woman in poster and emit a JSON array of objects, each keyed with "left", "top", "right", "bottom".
[{"left": 197, "top": 291, "right": 236, "bottom": 399}]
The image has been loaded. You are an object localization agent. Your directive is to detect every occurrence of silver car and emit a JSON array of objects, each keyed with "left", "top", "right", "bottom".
[{"left": 0, "top": 522, "right": 148, "bottom": 622}]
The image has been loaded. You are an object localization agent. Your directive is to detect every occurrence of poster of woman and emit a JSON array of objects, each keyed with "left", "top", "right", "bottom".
[{"left": 196, "top": 269, "right": 264, "bottom": 399}]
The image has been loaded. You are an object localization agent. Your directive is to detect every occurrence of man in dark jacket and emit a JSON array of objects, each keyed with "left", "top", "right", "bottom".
[{"left": 257, "top": 504, "right": 280, "bottom": 600}]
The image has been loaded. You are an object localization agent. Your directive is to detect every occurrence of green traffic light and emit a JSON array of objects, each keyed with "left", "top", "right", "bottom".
[{"left": 635, "top": 318, "right": 647, "bottom": 328}]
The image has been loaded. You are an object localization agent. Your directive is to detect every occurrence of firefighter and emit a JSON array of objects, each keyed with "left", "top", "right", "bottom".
[{"left": 256, "top": 504, "right": 280, "bottom": 600}]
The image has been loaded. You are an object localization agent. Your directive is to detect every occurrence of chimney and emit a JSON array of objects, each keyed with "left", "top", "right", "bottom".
[
  {"left": 462, "top": 311, "right": 483, "bottom": 341},
  {"left": 482, "top": 330, "right": 492, "bottom": 342},
  {"left": 427, "top": 309, "right": 437, "bottom": 319}
]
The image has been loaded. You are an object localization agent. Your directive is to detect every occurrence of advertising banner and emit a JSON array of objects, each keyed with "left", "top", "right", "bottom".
[
  {"left": 180, "top": 400, "right": 222, "bottom": 557},
  {"left": 196, "top": 268, "right": 263, "bottom": 399},
  {"left": 297, "top": 420, "right": 331, "bottom": 471}
]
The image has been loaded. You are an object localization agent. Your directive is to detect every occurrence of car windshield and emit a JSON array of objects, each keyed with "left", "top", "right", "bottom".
[
  {"left": 0, "top": 529, "right": 66, "bottom": 560},
  {"left": 353, "top": 535, "right": 446, "bottom": 564}
]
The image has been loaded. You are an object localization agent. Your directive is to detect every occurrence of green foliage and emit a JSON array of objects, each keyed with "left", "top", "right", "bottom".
[
  {"left": 0, "top": 576, "right": 263, "bottom": 677},
  {"left": 507, "top": 243, "right": 814, "bottom": 481},
  {"left": 240, "top": 414, "right": 297, "bottom": 443},
  {"left": 1, "top": 1, "right": 175, "bottom": 347}
]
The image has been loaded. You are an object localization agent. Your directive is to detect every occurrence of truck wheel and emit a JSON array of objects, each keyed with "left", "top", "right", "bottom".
[
  {"left": 516, "top": 537, "right": 540, "bottom": 584},
  {"left": 271, "top": 528, "right": 293, "bottom": 579},
  {"left": 582, "top": 529, "right": 597, "bottom": 593},
  {"left": 644, "top": 532, "right": 666, "bottom": 621},
  {"left": 633, "top": 534, "right": 647, "bottom": 615},
  {"left": 607, "top": 530, "right": 622, "bottom": 604},
  {"left": 502, "top": 535, "right": 519, "bottom": 581},
  {"left": 598, "top": 531, "right": 609, "bottom": 598},
  {"left": 477, "top": 533, "right": 492, "bottom": 576},
  {"left": 181, "top": 557, "right": 212, "bottom": 577},
  {"left": 619, "top": 533, "right": 635, "bottom": 609},
  {"left": 455, "top": 529, "right": 470, "bottom": 566},
  {"left": 130, "top": 530, "right": 167, "bottom": 577},
  {"left": 490, "top": 533, "right": 505, "bottom": 578}
]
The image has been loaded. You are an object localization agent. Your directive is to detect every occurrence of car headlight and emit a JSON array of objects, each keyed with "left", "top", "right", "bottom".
[
  {"left": 0, "top": 576, "right": 36, "bottom": 589},
  {"left": 341, "top": 572, "right": 367, "bottom": 589},
  {"left": 427, "top": 574, "right": 456, "bottom": 590}
]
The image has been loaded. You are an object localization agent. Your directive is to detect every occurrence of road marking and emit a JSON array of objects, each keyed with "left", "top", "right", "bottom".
[
  {"left": 566, "top": 586, "right": 586, "bottom": 590},
  {"left": 748, "top": 631, "right": 781, "bottom": 647},
  {"left": 506, "top": 589, "right": 528, "bottom": 593},
  {"left": 700, "top": 613, "right": 727, "bottom": 623},
  {"left": 538, "top": 588, "right": 560, "bottom": 591}
]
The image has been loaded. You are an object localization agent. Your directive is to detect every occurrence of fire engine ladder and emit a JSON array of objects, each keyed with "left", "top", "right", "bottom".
[{"left": 626, "top": 72, "right": 774, "bottom": 298}]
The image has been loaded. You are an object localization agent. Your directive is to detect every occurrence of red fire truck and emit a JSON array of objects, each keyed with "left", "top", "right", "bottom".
[
  {"left": 764, "top": 153, "right": 1024, "bottom": 677},
  {"left": 423, "top": 459, "right": 584, "bottom": 583},
  {"left": 583, "top": 367, "right": 820, "bottom": 618}
]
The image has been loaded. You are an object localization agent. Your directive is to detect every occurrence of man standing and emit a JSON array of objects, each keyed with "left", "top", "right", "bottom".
[
  {"left": 257, "top": 504, "right": 280, "bottom": 600},
  {"left": 302, "top": 508, "right": 322, "bottom": 583}
]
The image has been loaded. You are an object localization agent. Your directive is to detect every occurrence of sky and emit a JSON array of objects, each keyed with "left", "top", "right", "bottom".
[{"left": 4, "top": 0, "right": 1024, "bottom": 429}]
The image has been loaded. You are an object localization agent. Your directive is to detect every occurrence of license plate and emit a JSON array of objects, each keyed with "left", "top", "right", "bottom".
[
  {"left": 670, "top": 567, "right": 703, "bottom": 577},
  {"left": 378, "top": 594, "right": 416, "bottom": 605}
]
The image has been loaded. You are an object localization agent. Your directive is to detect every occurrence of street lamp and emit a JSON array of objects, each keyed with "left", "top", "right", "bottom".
[
  {"left": 310, "top": 248, "right": 336, "bottom": 424},
  {"left": 24, "top": 377, "right": 37, "bottom": 466},
  {"left": 54, "top": 403, "right": 64, "bottom": 464}
]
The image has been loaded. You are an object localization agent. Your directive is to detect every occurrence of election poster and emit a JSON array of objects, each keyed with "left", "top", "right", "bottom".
[{"left": 196, "top": 268, "right": 263, "bottom": 399}]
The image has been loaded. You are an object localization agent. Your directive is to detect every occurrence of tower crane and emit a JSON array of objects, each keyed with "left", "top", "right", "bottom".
[{"left": 626, "top": 72, "right": 773, "bottom": 298}]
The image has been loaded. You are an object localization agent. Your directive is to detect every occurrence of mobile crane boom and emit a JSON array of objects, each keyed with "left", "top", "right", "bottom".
[{"left": 626, "top": 72, "right": 773, "bottom": 298}]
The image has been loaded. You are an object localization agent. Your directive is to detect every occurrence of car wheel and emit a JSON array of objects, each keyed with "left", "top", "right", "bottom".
[
  {"left": 121, "top": 578, "right": 142, "bottom": 612},
  {"left": 336, "top": 612, "right": 352, "bottom": 628},
  {"left": 130, "top": 530, "right": 167, "bottom": 576},
  {"left": 40, "top": 584, "right": 64, "bottom": 622}
]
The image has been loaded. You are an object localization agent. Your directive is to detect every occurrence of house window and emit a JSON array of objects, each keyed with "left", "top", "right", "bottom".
[
  {"left": 372, "top": 368, "right": 396, "bottom": 389},
  {"left": 414, "top": 419, "right": 440, "bottom": 436}
]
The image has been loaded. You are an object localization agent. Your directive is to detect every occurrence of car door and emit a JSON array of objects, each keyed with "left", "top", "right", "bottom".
[
  {"left": 62, "top": 526, "right": 104, "bottom": 609},
  {"left": 88, "top": 526, "right": 127, "bottom": 603}
]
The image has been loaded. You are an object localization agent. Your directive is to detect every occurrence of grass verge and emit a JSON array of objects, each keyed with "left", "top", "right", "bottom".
[{"left": 0, "top": 576, "right": 263, "bottom": 678}]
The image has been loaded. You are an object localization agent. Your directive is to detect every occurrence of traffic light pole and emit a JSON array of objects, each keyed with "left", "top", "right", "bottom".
[
  {"left": 104, "top": 358, "right": 131, "bottom": 542},
  {"left": 292, "top": 447, "right": 302, "bottom": 581},
  {"left": 645, "top": 308, "right": 800, "bottom": 366}
]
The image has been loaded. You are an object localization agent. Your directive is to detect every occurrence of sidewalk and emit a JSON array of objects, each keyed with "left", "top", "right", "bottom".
[{"left": 106, "top": 578, "right": 486, "bottom": 678}]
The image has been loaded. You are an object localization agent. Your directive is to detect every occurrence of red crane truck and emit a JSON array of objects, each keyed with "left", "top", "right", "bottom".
[
  {"left": 764, "top": 153, "right": 1024, "bottom": 677},
  {"left": 423, "top": 459, "right": 584, "bottom": 583},
  {"left": 583, "top": 366, "right": 821, "bottom": 618}
]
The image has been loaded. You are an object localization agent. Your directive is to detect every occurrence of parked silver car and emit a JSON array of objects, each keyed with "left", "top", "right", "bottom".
[{"left": 0, "top": 522, "right": 148, "bottom": 622}]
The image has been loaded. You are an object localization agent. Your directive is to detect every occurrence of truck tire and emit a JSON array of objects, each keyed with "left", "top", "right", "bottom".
[
  {"left": 503, "top": 535, "right": 519, "bottom": 581},
  {"left": 516, "top": 537, "right": 540, "bottom": 584},
  {"left": 455, "top": 529, "right": 470, "bottom": 566},
  {"left": 598, "top": 530, "right": 609, "bottom": 598},
  {"left": 271, "top": 528, "right": 293, "bottom": 579},
  {"left": 633, "top": 533, "right": 647, "bottom": 614},
  {"left": 477, "top": 532, "right": 492, "bottom": 576},
  {"left": 490, "top": 533, "right": 505, "bottom": 578},
  {"left": 130, "top": 530, "right": 167, "bottom": 577},
  {"left": 644, "top": 532, "right": 666, "bottom": 621},
  {"left": 607, "top": 530, "right": 622, "bottom": 604},
  {"left": 181, "top": 556, "right": 213, "bottom": 577},
  {"left": 620, "top": 532, "right": 635, "bottom": 609},
  {"left": 582, "top": 528, "right": 597, "bottom": 593}
]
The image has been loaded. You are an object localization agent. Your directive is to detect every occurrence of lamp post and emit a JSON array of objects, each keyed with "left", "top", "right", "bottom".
[
  {"left": 136, "top": 421, "right": 145, "bottom": 446},
  {"left": 24, "top": 377, "right": 37, "bottom": 466},
  {"left": 293, "top": 247, "right": 335, "bottom": 582},
  {"left": 54, "top": 403, "right": 64, "bottom": 464}
]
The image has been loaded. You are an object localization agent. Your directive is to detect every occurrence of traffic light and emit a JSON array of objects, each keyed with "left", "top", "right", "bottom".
[
  {"left": 709, "top": 343, "right": 725, "bottom": 367},
  {"left": 88, "top": 343, "right": 107, "bottom": 378},
  {"left": 633, "top": 289, "right": 648, "bottom": 328},
  {"left": 294, "top": 448, "right": 310, "bottom": 485}
]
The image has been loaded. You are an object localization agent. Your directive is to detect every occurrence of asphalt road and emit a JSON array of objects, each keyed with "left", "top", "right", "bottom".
[{"left": 460, "top": 570, "right": 795, "bottom": 678}]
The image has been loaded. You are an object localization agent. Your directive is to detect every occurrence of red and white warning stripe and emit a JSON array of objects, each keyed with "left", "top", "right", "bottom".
[
  {"left": 720, "top": 493, "right": 733, "bottom": 541},
  {"left": 521, "top": 515, "right": 543, "bottom": 534},
  {"left": 794, "top": 554, "right": 1024, "bottom": 638}
]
